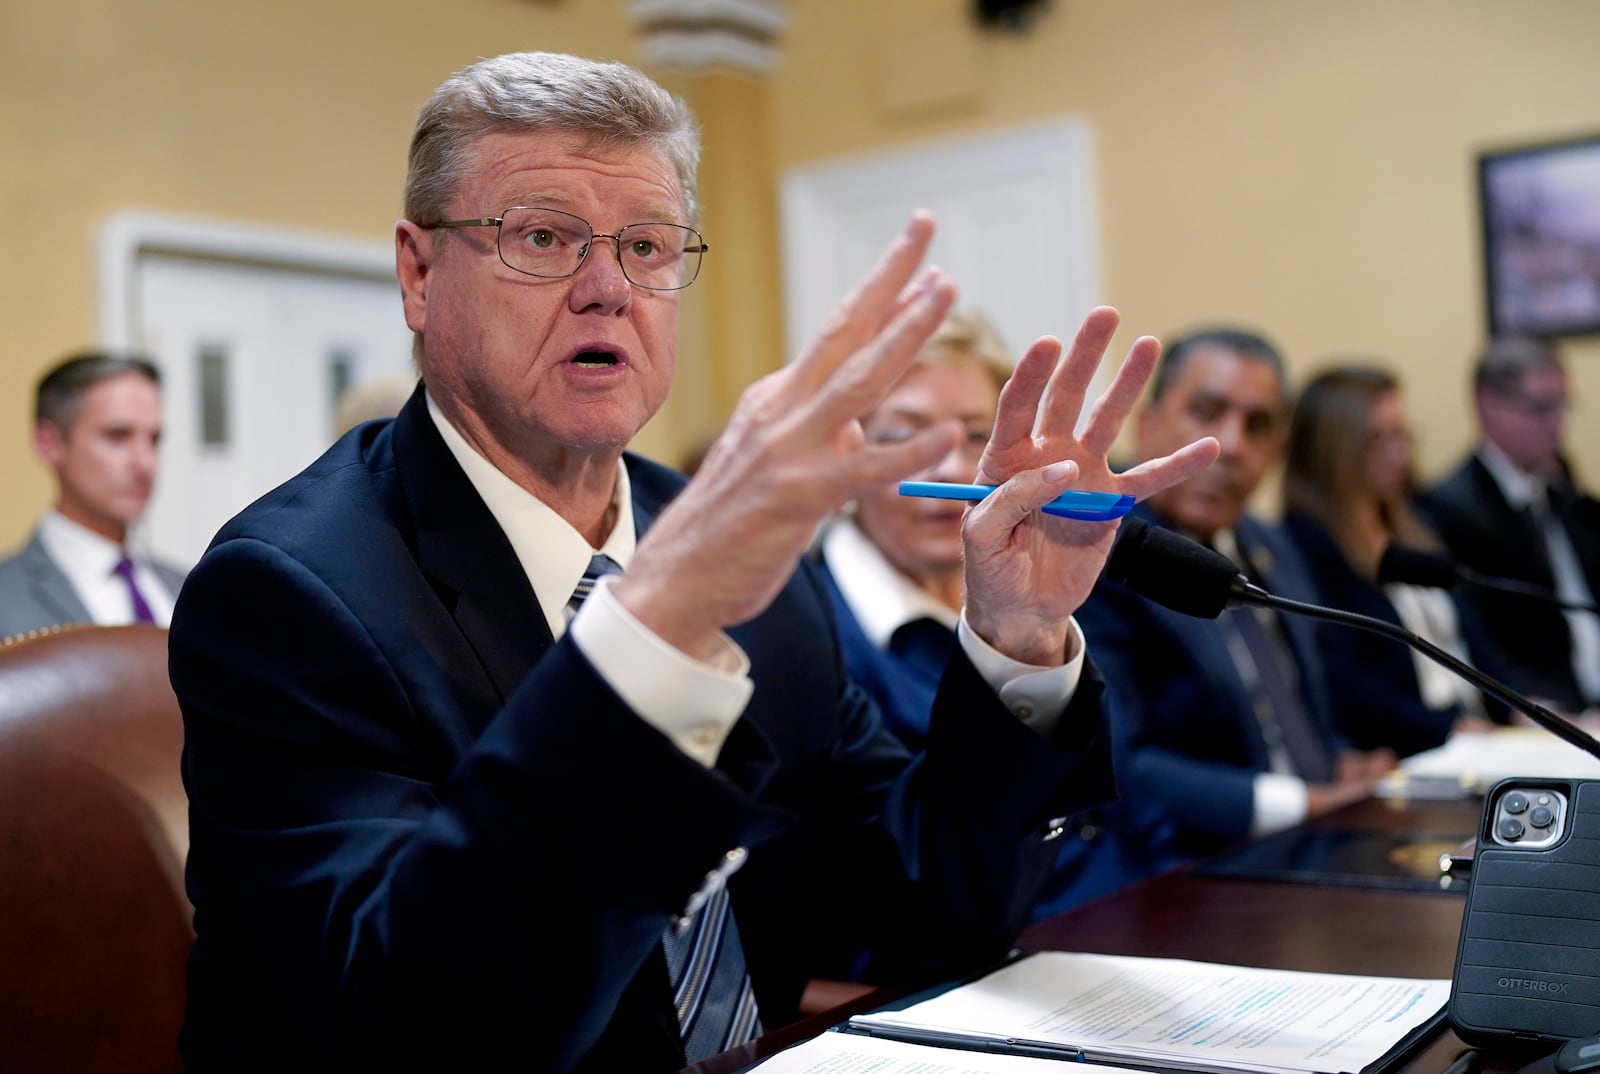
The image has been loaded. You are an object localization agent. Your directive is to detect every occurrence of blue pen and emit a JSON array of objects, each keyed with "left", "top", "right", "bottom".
[{"left": 898, "top": 481, "right": 1135, "bottom": 522}]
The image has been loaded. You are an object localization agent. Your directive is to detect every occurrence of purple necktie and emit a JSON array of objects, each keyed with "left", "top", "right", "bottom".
[{"left": 113, "top": 555, "right": 156, "bottom": 624}]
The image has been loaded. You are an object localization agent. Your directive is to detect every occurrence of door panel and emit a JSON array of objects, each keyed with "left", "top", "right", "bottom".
[
  {"left": 132, "top": 255, "right": 414, "bottom": 567},
  {"left": 780, "top": 120, "right": 1099, "bottom": 380}
]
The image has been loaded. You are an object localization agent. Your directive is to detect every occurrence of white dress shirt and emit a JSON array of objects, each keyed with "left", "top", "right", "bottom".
[
  {"left": 1384, "top": 582, "right": 1485, "bottom": 714},
  {"left": 37, "top": 510, "right": 176, "bottom": 627},
  {"left": 428, "top": 394, "right": 1084, "bottom": 766}
]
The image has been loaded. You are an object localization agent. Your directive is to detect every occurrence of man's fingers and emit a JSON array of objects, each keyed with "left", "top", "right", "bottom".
[
  {"left": 1078, "top": 334, "right": 1161, "bottom": 458},
  {"left": 792, "top": 212, "right": 937, "bottom": 393},
  {"left": 1115, "top": 437, "right": 1222, "bottom": 501},
  {"left": 806, "top": 268, "right": 957, "bottom": 429},
  {"left": 1034, "top": 307, "right": 1120, "bottom": 442},
  {"left": 987, "top": 338, "right": 1057, "bottom": 456},
  {"left": 963, "top": 459, "right": 1081, "bottom": 544}
]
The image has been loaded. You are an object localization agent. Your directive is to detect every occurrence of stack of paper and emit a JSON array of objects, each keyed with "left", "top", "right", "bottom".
[
  {"left": 757, "top": 951, "right": 1449, "bottom": 1074},
  {"left": 1378, "top": 725, "right": 1600, "bottom": 799}
]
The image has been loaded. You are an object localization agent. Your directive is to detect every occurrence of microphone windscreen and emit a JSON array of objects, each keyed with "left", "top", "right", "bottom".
[
  {"left": 1376, "top": 543, "right": 1460, "bottom": 589},
  {"left": 1105, "top": 517, "right": 1240, "bottom": 619}
]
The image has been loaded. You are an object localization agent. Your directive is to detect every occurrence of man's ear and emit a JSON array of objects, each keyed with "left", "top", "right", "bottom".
[
  {"left": 396, "top": 220, "right": 433, "bottom": 335},
  {"left": 33, "top": 420, "right": 66, "bottom": 468}
]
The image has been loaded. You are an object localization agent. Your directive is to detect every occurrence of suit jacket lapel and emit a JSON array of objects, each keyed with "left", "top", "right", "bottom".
[
  {"left": 391, "top": 392, "right": 554, "bottom": 703},
  {"left": 1468, "top": 456, "right": 1556, "bottom": 580},
  {"left": 22, "top": 534, "right": 93, "bottom": 626},
  {"left": 389, "top": 409, "right": 784, "bottom": 797}
]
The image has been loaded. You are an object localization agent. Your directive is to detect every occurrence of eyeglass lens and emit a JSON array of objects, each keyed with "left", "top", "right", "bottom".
[{"left": 498, "top": 207, "right": 702, "bottom": 289}]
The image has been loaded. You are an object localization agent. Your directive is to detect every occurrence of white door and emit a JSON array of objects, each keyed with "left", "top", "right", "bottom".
[
  {"left": 780, "top": 119, "right": 1099, "bottom": 376},
  {"left": 99, "top": 215, "right": 416, "bottom": 568}
]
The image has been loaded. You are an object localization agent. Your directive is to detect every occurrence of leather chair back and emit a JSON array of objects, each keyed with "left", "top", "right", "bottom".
[{"left": 0, "top": 625, "right": 190, "bottom": 1074}]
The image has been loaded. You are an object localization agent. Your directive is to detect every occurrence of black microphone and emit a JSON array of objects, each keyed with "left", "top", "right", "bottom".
[
  {"left": 1106, "top": 517, "right": 1600, "bottom": 762},
  {"left": 1377, "top": 542, "right": 1600, "bottom": 615}
]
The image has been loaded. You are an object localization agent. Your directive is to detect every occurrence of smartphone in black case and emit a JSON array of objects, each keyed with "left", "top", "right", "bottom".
[{"left": 1449, "top": 777, "right": 1600, "bottom": 1045}]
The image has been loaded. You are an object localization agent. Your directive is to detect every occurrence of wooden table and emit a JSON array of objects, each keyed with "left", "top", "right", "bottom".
[{"left": 684, "top": 794, "right": 1554, "bottom": 1074}]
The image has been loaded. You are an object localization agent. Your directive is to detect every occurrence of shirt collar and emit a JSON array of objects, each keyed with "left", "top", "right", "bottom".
[
  {"left": 820, "top": 515, "right": 959, "bottom": 649},
  {"left": 1476, "top": 439, "right": 1543, "bottom": 510},
  {"left": 38, "top": 509, "right": 124, "bottom": 582},
  {"left": 426, "top": 391, "right": 635, "bottom": 639}
]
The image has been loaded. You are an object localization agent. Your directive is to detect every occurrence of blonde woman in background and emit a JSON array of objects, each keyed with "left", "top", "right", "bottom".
[{"left": 816, "top": 309, "right": 1178, "bottom": 926}]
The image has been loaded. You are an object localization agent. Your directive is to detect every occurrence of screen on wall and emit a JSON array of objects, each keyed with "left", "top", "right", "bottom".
[{"left": 1479, "top": 132, "right": 1600, "bottom": 338}]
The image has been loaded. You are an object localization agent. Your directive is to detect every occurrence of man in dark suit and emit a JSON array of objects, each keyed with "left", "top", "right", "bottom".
[
  {"left": 0, "top": 352, "right": 186, "bottom": 638},
  {"left": 169, "top": 51, "right": 1218, "bottom": 1073},
  {"left": 1076, "top": 329, "right": 1394, "bottom": 856},
  {"left": 1419, "top": 337, "right": 1600, "bottom": 713}
]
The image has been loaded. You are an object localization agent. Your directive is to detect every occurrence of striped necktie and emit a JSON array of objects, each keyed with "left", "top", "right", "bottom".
[
  {"left": 565, "top": 553, "right": 764, "bottom": 1059},
  {"left": 1211, "top": 533, "right": 1334, "bottom": 782},
  {"left": 566, "top": 553, "right": 623, "bottom": 616}
]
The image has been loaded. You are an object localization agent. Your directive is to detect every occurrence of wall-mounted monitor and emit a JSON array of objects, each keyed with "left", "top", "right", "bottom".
[{"left": 1479, "top": 132, "right": 1600, "bottom": 337}]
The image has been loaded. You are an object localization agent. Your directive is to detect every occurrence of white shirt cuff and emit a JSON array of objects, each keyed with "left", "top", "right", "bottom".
[
  {"left": 569, "top": 576, "right": 753, "bottom": 767},
  {"left": 956, "top": 613, "right": 1085, "bottom": 734},
  {"left": 1250, "top": 772, "right": 1309, "bottom": 837}
]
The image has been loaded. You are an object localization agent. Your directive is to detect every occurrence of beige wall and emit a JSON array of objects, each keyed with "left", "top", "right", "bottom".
[
  {"left": 776, "top": 0, "right": 1600, "bottom": 493},
  {"left": 4, "top": 0, "right": 1599, "bottom": 551},
  {"left": 0, "top": 0, "right": 647, "bottom": 548}
]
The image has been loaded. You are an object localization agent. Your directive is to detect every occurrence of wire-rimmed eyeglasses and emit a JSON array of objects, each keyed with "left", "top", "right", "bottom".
[{"left": 429, "top": 206, "right": 708, "bottom": 291}]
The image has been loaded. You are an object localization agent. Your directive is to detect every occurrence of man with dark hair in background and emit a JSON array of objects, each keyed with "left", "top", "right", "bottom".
[
  {"left": 0, "top": 352, "right": 186, "bottom": 637},
  {"left": 1419, "top": 336, "right": 1600, "bottom": 713},
  {"left": 1075, "top": 328, "right": 1395, "bottom": 857}
]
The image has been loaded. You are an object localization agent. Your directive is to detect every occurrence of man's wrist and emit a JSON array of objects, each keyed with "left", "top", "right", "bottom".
[{"left": 957, "top": 613, "right": 1084, "bottom": 731}]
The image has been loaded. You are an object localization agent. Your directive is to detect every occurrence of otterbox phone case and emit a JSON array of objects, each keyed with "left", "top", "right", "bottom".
[{"left": 1449, "top": 777, "right": 1600, "bottom": 1045}]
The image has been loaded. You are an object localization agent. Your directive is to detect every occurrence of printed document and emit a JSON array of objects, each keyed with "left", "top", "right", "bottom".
[
  {"left": 845, "top": 951, "right": 1449, "bottom": 1074},
  {"left": 748, "top": 1030, "right": 1135, "bottom": 1072}
]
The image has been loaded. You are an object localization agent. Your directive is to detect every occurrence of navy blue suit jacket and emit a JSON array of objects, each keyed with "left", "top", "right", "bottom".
[
  {"left": 1281, "top": 511, "right": 1485, "bottom": 756},
  {"left": 816, "top": 557, "right": 1179, "bottom": 921},
  {"left": 1075, "top": 507, "right": 1344, "bottom": 854},
  {"left": 171, "top": 391, "right": 1116, "bottom": 1073},
  {"left": 1419, "top": 454, "right": 1600, "bottom": 711}
]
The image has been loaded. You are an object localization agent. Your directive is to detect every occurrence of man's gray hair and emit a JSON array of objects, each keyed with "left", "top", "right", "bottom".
[{"left": 404, "top": 51, "right": 702, "bottom": 227}]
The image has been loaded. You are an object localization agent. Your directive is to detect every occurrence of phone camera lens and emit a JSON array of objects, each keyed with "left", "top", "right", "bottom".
[
  {"left": 1497, "top": 817, "right": 1526, "bottom": 841},
  {"left": 1530, "top": 805, "right": 1555, "bottom": 828},
  {"left": 1503, "top": 792, "right": 1529, "bottom": 814}
]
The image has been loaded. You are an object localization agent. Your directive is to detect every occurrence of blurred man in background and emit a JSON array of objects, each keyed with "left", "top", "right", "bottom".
[
  {"left": 0, "top": 352, "right": 185, "bottom": 637},
  {"left": 1420, "top": 337, "right": 1600, "bottom": 714},
  {"left": 1076, "top": 328, "right": 1394, "bottom": 857}
]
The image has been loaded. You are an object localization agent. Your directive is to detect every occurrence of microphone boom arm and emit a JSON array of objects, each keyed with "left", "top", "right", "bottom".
[
  {"left": 1233, "top": 579, "right": 1600, "bottom": 762},
  {"left": 1458, "top": 568, "right": 1600, "bottom": 615}
]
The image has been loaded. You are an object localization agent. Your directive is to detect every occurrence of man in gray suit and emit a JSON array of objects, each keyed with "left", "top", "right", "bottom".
[{"left": 0, "top": 352, "right": 187, "bottom": 638}]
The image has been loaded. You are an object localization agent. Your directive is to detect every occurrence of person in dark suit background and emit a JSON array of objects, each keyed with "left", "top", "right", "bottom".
[
  {"left": 815, "top": 308, "right": 1179, "bottom": 923},
  {"left": 169, "top": 51, "right": 1219, "bottom": 1073},
  {"left": 0, "top": 352, "right": 186, "bottom": 638},
  {"left": 1076, "top": 329, "right": 1395, "bottom": 857},
  {"left": 1281, "top": 365, "right": 1497, "bottom": 758},
  {"left": 1418, "top": 336, "right": 1600, "bottom": 714}
]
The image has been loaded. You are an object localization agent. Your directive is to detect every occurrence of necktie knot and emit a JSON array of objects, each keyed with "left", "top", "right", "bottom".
[{"left": 567, "top": 554, "right": 623, "bottom": 614}]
